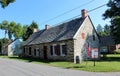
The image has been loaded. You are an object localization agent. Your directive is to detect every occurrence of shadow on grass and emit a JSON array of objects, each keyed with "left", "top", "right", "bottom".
[
  {"left": 101, "top": 57, "right": 120, "bottom": 62},
  {"left": 66, "top": 66, "right": 86, "bottom": 69},
  {"left": 8, "top": 56, "right": 67, "bottom": 63}
]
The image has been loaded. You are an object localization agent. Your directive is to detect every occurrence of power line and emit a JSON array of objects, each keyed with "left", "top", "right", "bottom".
[
  {"left": 40, "top": 0, "right": 95, "bottom": 25},
  {"left": 53, "top": 4, "right": 107, "bottom": 26},
  {"left": 88, "top": 4, "right": 106, "bottom": 12}
]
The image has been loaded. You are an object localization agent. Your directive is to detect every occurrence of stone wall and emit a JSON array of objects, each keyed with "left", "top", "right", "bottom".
[
  {"left": 74, "top": 16, "right": 100, "bottom": 63},
  {"left": 23, "top": 40, "right": 74, "bottom": 61}
]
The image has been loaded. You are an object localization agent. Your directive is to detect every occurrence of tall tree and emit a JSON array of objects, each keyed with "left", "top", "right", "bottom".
[
  {"left": 104, "top": 24, "right": 110, "bottom": 35},
  {"left": 14, "top": 23, "right": 22, "bottom": 39},
  {"left": 0, "top": 20, "right": 9, "bottom": 38},
  {"left": 22, "top": 21, "right": 38, "bottom": 41},
  {"left": 103, "top": 0, "right": 120, "bottom": 44},
  {"left": 8, "top": 21, "right": 16, "bottom": 39},
  {"left": 30, "top": 21, "right": 38, "bottom": 29},
  {"left": 96, "top": 24, "right": 103, "bottom": 33},
  {"left": 22, "top": 25, "right": 29, "bottom": 41},
  {"left": 0, "top": 0, "right": 15, "bottom": 8}
]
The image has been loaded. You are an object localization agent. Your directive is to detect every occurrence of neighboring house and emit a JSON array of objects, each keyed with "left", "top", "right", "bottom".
[
  {"left": 22, "top": 9, "right": 100, "bottom": 63},
  {"left": 100, "top": 36, "right": 120, "bottom": 53},
  {"left": 2, "top": 39, "right": 22, "bottom": 56}
]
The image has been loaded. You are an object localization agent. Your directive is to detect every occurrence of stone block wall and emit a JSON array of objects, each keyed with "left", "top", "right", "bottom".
[
  {"left": 23, "top": 40, "right": 74, "bottom": 61},
  {"left": 74, "top": 16, "right": 100, "bottom": 63}
]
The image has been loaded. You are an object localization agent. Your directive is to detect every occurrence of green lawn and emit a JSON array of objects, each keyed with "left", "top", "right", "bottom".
[{"left": 0, "top": 54, "right": 120, "bottom": 72}]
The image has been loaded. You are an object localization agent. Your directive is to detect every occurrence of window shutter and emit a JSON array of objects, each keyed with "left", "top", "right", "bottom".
[
  {"left": 56, "top": 45, "right": 60, "bottom": 55},
  {"left": 50, "top": 46, "right": 53, "bottom": 55}
]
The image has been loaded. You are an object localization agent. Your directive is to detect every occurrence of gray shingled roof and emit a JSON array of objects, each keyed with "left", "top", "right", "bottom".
[
  {"left": 100, "top": 36, "right": 115, "bottom": 46},
  {"left": 23, "top": 17, "right": 85, "bottom": 46}
]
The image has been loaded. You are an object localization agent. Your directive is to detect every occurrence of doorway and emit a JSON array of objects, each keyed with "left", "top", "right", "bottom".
[{"left": 43, "top": 46, "right": 47, "bottom": 59}]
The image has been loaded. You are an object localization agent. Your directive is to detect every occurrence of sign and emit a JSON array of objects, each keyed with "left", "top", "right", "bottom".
[{"left": 91, "top": 48, "right": 98, "bottom": 59}]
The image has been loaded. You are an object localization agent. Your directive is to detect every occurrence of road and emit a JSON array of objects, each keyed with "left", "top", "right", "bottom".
[{"left": 0, "top": 58, "right": 120, "bottom": 76}]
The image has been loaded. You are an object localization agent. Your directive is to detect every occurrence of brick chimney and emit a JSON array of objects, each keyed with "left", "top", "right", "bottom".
[
  {"left": 33, "top": 28, "right": 38, "bottom": 33},
  {"left": 45, "top": 24, "right": 50, "bottom": 30},
  {"left": 81, "top": 9, "right": 88, "bottom": 18}
]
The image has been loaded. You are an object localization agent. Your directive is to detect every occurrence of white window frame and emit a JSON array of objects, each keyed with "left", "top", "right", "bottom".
[
  {"left": 60, "top": 43, "right": 66, "bottom": 56},
  {"left": 52, "top": 44, "right": 57, "bottom": 56},
  {"left": 36, "top": 48, "right": 40, "bottom": 56}
]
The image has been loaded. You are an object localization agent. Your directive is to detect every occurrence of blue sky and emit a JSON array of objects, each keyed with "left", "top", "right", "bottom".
[{"left": 0, "top": 0, "right": 110, "bottom": 38}]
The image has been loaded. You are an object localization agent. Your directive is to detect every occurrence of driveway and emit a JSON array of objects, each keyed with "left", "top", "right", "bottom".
[{"left": 0, "top": 58, "right": 120, "bottom": 76}]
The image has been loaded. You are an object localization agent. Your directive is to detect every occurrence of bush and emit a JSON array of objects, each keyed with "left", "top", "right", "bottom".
[{"left": 113, "top": 50, "right": 120, "bottom": 54}]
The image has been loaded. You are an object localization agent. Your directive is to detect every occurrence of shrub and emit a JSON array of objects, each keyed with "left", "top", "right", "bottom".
[{"left": 113, "top": 50, "right": 120, "bottom": 54}]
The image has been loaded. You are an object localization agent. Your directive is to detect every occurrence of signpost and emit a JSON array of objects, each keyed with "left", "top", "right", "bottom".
[{"left": 91, "top": 48, "right": 98, "bottom": 66}]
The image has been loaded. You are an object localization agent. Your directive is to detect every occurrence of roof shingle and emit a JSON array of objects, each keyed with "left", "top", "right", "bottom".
[{"left": 23, "top": 17, "right": 85, "bottom": 46}]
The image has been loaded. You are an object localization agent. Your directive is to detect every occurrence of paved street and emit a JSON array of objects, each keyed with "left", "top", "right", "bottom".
[{"left": 0, "top": 58, "right": 120, "bottom": 76}]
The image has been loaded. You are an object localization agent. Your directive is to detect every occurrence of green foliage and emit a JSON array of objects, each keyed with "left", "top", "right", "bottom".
[
  {"left": 22, "top": 25, "right": 29, "bottom": 41},
  {"left": 0, "top": 20, "right": 9, "bottom": 38},
  {"left": 0, "top": 20, "right": 39, "bottom": 41},
  {"left": 96, "top": 24, "right": 110, "bottom": 36},
  {"left": 2, "top": 38, "right": 9, "bottom": 44},
  {"left": 8, "top": 21, "right": 16, "bottom": 39},
  {"left": 0, "top": 0, "right": 15, "bottom": 8},
  {"left": 113, "top": 50, "right": 120, "bottom": 54},
  {"left": 103, "top": 0, "right": 120, "bottom": 44},
  {"left": 0, "top": 38, "right": 9, "bottom": 54},
  {"left": 30, "top": 21, "right": 38, "bottom": 29},
  {"left": 14, "top": 23, "right": 22, "bottom": 39},
  {"left": 22, "top": 21, "right": 38, "bottom": 41},
  {"left": 96, "top": 24, "right": 103, "bottom": 33},
  {"left": 104, "top": 24, "right": 110, "bottom": 35}
]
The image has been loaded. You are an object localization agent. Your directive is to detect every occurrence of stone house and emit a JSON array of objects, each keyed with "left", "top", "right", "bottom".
[{"left": 22, "top": 9, "right": 100, "bottom": 63}]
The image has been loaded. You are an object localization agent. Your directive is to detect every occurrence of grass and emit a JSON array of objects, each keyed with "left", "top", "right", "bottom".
[{"left": 0, "top": 54, "right": 120, "bottom": 72}]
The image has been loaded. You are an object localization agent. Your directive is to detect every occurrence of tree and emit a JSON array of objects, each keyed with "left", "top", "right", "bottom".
[
  {"left": 104, "top": 24, "right": 110, "bottom": 35},
  {"left": 103, "top": 0, "right": 120, "bottom": 44},
  {"left": 14, "top": 23, "right": 22, "bottom": 39},
  {"left": 96, "top": 24, "right": 103, "bottom": 33},
  {"left": 22, "top": 21, "right": 38, "bottom": 41},
  {"left": 30, "top": 21, "right": 38, "bottom": 29},
  {"left": 0, "top": 20, "right": 9, "bottom": 38},
  {"left": 22, "top": 25, "right": 29, "bottom": 41},
  {"left": 0, "top": 0, "right": 15, "bottom": 8},
  {"left": 8, "top": 21, "right": 16, "bottom": 39},
  {"left": 96, "top": 24, "right": 111, "bottom": 36}
]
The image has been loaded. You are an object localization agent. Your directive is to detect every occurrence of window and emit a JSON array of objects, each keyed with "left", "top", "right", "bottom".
[
  {"left": 34, "top": 48, "right": 40, "bottom": 56},
  {"left": 60, "top": 43, "right": 67, "bottom": 56},
  {"left": 56, "top": 45, "right": 60, "bottom": 55},
  {"left": 50, "top": 44, "right": 60, "bottom": 56},
  {"left": 34, "top": 49, "right": 36, "bottom": 56},
  {"left": 93, "top": 35, "right": 95, "bottom": 41},
  {"left": 81, "top": 33, "right": 85, "bottom": 39},
  {"left": 29, "top": 47, "right": 31, "bottom": 55},
  {"left": 25, "top": 47, "right": 29, "bottom": 55},
  {"left": 23, "top": 47, "right": 25, "bottom": 54},
  {"left": 50, "top": 44, "right": 57, "bottom": 56}
]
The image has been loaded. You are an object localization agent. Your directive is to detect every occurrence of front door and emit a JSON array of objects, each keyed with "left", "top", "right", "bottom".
[{"left": 43, "top": 46, "right": 47, "bottom": 59}]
